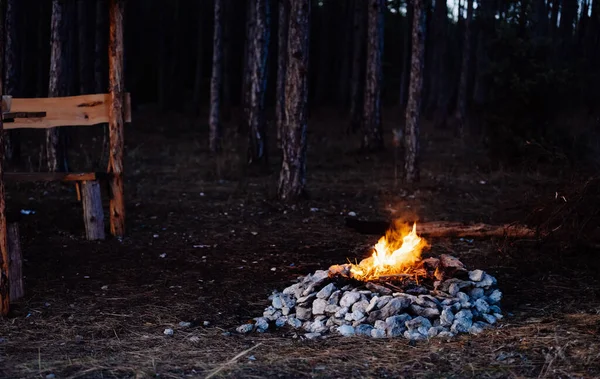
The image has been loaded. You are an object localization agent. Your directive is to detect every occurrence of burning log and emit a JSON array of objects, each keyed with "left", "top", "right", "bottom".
[{"left": 345, "top": 219, "right": 537, "bottom": 239}]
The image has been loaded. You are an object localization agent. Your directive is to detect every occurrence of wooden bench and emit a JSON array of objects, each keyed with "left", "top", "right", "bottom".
[{"left": 2, "top": 93, "right": 131, "bottom": 241}]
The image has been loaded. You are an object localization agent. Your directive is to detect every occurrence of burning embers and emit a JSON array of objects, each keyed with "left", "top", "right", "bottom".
[{"left": 237, "top": 223, "right": 504, "bottom": 339}]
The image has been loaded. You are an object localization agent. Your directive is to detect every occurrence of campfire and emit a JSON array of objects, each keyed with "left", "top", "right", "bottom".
[{"left": 237, "top": 222, "right": 504, "bottom": 340}]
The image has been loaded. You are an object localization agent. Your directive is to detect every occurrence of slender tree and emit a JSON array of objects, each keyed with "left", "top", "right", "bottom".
[
  {"left": 399, "top": 1, "right": 413, "bottom": 109},
  {"left": 209, "top": 0, "right": 224, "bottom": 153},
  {"left": 4, "top": 0, "right": 20, "bottom": 164},
  {"left": 455, "top": 0, "right": 473, "bottom": 139},
  {"left": 247, "top": 0, "right": 270, "bottom": 164},
  {"left": 276, "top": 0, "right": 290, "bottom": 148},
  {"left": 241, "top": 0, "right": 257, "bottom": 130},
  {"left": 404, "top": 0, "right": 426, "bottom": 183},
  {"left": 361, "top": 0, "right": 384, "bottom": 151},
  {"left": 349, "top": 0, "right": 365, "bottom": 133},
  {"left": 0, "top": 0, "right": 9, "bottom": 317},
  {"left": 47, "top": 0, "right": 68, "bottom": 173},
  {"left": 192, "top": 1, "right": 205, "bottom": 115},
  {"left": 278, "top": 0, "right": 310, "bottom": 201},
  {"left": 427, "top": 0, "right": 449, "bottom": 126}
]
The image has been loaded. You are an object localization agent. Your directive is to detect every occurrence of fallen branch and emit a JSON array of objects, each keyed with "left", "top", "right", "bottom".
[
  {"left": 345, "top": 219, "right": 538, "bottom": 239},
  {"left": 205, "top": 342, "right": 263, "bottom": 379}
]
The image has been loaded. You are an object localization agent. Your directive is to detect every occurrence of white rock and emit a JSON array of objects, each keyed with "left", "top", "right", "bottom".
[
  {"left": 178, "top": 321, "right": 192, "bottom": 328},
  {"left": 482, "top": 313, "right": 497, "bottom": 324},
  {"left": 440, "top": 308, "right": 455, "bottom": 327},
  {"left": 488, "top": 289, "right": 503, "bottom": 304},
  {"left": 374, "top": 320, "right": 386, "bottom": 330},
  {"left": 312, "top": 299, "right": 328, "bottom": 315},
  {"left": 236, "top": 324, "right": 254, "bottom": 333},
  {"left": 296, "top": 306, "right": 312, "bottom": 320},
  {"left": 287, "top": 317, "right": 302, "bottom": 328},
  {"left": 366, "top": 296, "right": 379, "bottom": 313},
  {"left": 317, "top": 283, "right": 337, "bottom": 299},
  {"left": 469, "top": 269, "right": 485, "bottom": 281},
  {"left": 348, "top": 211, "right": 357, "bottom": 217},
  {"left": 310, "top": 320, "right": 328, "bottom": 333},
  {"left": 255, "top": 317, "right": 269, "bottom": 332},
  {"left": 371, "top": 328, "right": 386, "bottom": 338},
  {"left": 340, "top": 292, "right": 361, "bottom": 308},
  {"left": 338, "top": 325, "right": 355, "bottom": 337},
  {"left": 163, "top": 328, "right": 174, "bottom": 336},
  {"left": 351, "top": 300, "right": 370, "bottom": 314},
  {"left": 335, "top": 307, "right": 349, "bottom": 318},
  {"left": 474, "top": 298, "right": 491, "bottom": 313},
  {"left": 304, "top": 332, "right": 322, "bottom": 340}
]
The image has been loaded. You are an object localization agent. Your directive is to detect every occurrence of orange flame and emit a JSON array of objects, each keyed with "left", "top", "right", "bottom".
[{"left": 350, "top": 223, "right": 427, "bottom": 281}]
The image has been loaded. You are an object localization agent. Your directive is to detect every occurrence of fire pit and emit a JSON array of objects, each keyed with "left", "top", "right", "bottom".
[{"left": 237, "top": 223, "right": 504, "bottom": 339}]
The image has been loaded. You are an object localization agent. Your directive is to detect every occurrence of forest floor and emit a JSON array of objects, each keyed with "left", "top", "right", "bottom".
[{"left": 0, "top": 108, "right": 599, "bottom": 379}]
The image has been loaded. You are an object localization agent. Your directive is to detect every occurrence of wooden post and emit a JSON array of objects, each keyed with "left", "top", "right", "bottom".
[
  {"left": 7, "top": 223, "right": 23, "bottom": 301},
  {"left": 108, "top": 0, "right": 125, "bottom": 237},
  {"left": 0, "top": 2, "right": 10, "bottom": 314},
  {"left": 81, "top": 181, "right": 105, "bottom": 240}
]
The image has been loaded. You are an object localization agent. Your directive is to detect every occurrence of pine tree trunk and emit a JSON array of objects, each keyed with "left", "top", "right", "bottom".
[
  {"left": 209, "top": 0, "right": 223, "bottom": 154},
  {"left": 241, "top": 0, "right": 257, "bottom": 131},
  {"left": 455, "top": 0, "right": 473, "bottom": 139},
  {"left": 247, "top": 0, "right": 270, "bottom": 165},
  {"left": 427, "top": 0, "right": 448, "bottom": 122},
  {"left": 47, "top": 0, "right": 68, "bottom": 173},
  {"left": 550, "top": 0, "right": 561, "bottom": 39},
  {"left": 278, "top": 0, "right": 310, "bottom": 201},
  {"left": 399, "top": 2, "right": 413, "bottom": 109},
  {"left": 473, "top": 0, "right": 495, "bottom": 107},
  {"left": 276, "top": 0, "right": 290, "bottom": 148},
  {"left": 94, "top": 0, "right": 107, "bottom": 93},
  {"left": 4, "top": 0, "right": 20, "bottom": 164},
  {"left": 36, "top": 2, "right": 48, "bottom": 98},
  {"left": 361, "top": 0, "right": 384, "bottom": 151},
  {"left": 404, "top": 0, "right": 426, "bottom": 184},
  {"left": 336, "top": 0, "right": 353, "bottom": 110},
  {"left": 0, "top": 0, "right": 10, "bottom": 317},
  {"left": 349, "top": 0, "right": 365, "bottom": 133},
  {"left": 221, "top": 0, "right": 232, "bottom": 121}
]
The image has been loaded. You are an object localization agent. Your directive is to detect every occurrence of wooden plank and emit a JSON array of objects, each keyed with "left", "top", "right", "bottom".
[
  {"left": 8, "top": 223, "right": 23, "bottom": 302},
  {"left": 5, "top": 172, "right": 98, "bottom": 182},
  {"left": 1, "top": 93, "right": 131, "bottom": 130},
  {"left": 81, "top": 181, "right": 106, "bottom": 240},
  {"left": 108, "top": 0, "right": 126, "bottom": 237}
]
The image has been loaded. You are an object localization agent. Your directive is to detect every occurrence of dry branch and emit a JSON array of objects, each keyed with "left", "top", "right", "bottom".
[{"left": 345, "top": 218, "right": 537, "bottom": 239}]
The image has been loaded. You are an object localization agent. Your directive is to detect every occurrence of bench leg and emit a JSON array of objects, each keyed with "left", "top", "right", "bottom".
[
  {"left": 8, "top": 223, "right": 24, "bottom": 302},
  {"left": 81, "top": 180, "right": 106, "bottom": 240}
]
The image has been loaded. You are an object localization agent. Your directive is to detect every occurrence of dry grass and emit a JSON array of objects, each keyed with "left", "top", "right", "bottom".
[{"left": 0, "top": 108, "right": 599, "bottom": 378}]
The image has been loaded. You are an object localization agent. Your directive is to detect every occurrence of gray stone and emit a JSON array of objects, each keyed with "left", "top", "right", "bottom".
[
  {"left": 263, "top": 305, "right": 277, "bottom": 317},
  {"left": 437, "top": 331, "right": 455, "bottom": 338},
  {"left": 374, "top": 320, "right": 386, "bottom": 330},
  {"left": 456, "top": 292, "right": 471, "bottom": 307},
  {"left": 474, "top": 298, "right": 490, "bottom": 314},
  {"left": 415, "top": 295, "right": 440, "bottom": 308},
  {"left": 287, "top": 317, "right": 302, "bottom": 328},
  {"left": 272, "top": 295, "right": 283, "bottom": 309},
  {"left": 317, "top": 283, "right": 337, "bottom": 299},
  {"left": 312, "top": 299, "right": 328, "bottom": 315},
  {"left": 376, "top": 295, "right": 393, "bottom": 309},
  {"left": 488, "top": 289, "right": 503, "bottom": 304},
  {"left": 344, "top": 312, "right": 354, "bottom": 321},
  {"left": 280, "top": 294, "right": 296, "bottom": 309},
  {"left": 236, "top": 324, "right": 254, "bottom": 333},
  {"left": 470, "top": 321, "right": 488, "bottom": 335},
  {"left": 325, "top": 304, "right": 341, "bottom": 314},
  {"left": 366, "top": 310, "right": 383, "bottom": 324},
  {"left": 493, "top": 313, "right": 503, "bottom": 320},
  {"left": 427, "top": 326, "right": 440, "bottom": 338},
  {"left": 332, "top": 317, "right": 346, "bottom": 326},
  {"left": 490, "top": 305, "right": 502, "bottom": 314},
  {"left": 275, "top": 316, "right": 288, "bottom": 328},
  {"left": 475, "top": 273, "right": 497, "bottom": 288},
  {"left": 451, "top": 310, "right": 473, "bottom": 333},
  {"left": 405, "top": 316, "right": 432, "bottom": 336},
  {"left": 335, "top": 306, "right": 349, "bottom": 318},
  {"left": 482, "top": 313, "right": 497, "bottom": 324},
  {"left": 469, "top": 269, "right": 485, "bottom": 282},
  {"left": 356, "top": 324, "right": 374, "bottom": 337},
  {"left": 264, "top": 310, "right": 282, "bottom": 321},
  {"left": 469, "top": 288, "right": 485, "bottom": 300},
  {"left": 326, "top": 317, "right": 336, "bottom": 327},
  {"left": 304, "top": 332, "right": 322, "bottom": 340},
  {"left": 404, "top": 330, "right": 427, "bottom": 340},
  {"left": 310, "top": 320, "right": 328, "bottom": 333},
  {"left": 296, "top": 306, "right": 312, "bottom": 321},
  {"left": 352, "top": 300, "right": 370, "bottom": 314},
  {"left": 281, "top": 307, "right": 291, "bottom": 316},
  {"left": 366, "top": 296, "right": 379, "bottom": 313},
  {"left": 410, "top": 304, "right": 440, "bottom": 319},
  {"left": 283, "top": 282, "right": 303, "bottom": 298},
  {"left": 314, "top": 315, "right": 327, "bottom": 322},
  {"left": 385, "top": 314, "right": 411, "bottom": 337},
  {"left": 340, "top": 292, "right": 361, "bottom": 308},
  {"left": 450, "top": 302, "right": 462, "bottom": 312},
  {"left": 338, "top": 325, "right": 355, "bottom": 337},
  {"left": 351, "top": 310, "right": 366, "bottom": 322},
  {"left": 371, "top": 328, "right": 386, "bottom": 338},
  {"left": 380, "top": 297, "right": 411, "bottom": 318},
  {"left": 440, "top": 308, "right": 455, "bottom": 327},
  {"left": 297, "top": 293, "right": 316, "bottom": 304},
  {"left": 302, "top": 321, "right": 312, "bottom": 331},
  {"left": 328, "top": 290, "right": 342, "bottom": 305},
  {"left": 439, "top": 279, "right": 474, "bottom": 295}
]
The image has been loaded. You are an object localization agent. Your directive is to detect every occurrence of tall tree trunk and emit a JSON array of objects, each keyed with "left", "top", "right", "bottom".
[
  {"left": 278, "top": 0, "right": 310, "bottom": 201},
  {"left": 241, "top": 0, "right": 257, "bottom": 132},
  {"left": 221, "top": 0, "right": 232, "bottom": 121},
  {"left": 550, "top": 0, "right": 561, "bottom": 39},
  {"left": 47, "top": 0, "right": 68, "bottom": 173},
  {"left": 0, "top": 0, "right": 10, "bottom": 317},
  {"left": 427, "top": 0, "right": 448, "bottom": 120},
  {"left": 247, "top": 0, "right": 270, "bottom": 165},
  {"left": 192, "top": 1, "right": 205, "bottom": 115},
  {"left": 399, "top": 1, "right": 414, "bottom": 109},
  {"left": 77, "top": 0, "right": 92, "bottom": 94},
  {"left": 209, "top": 0, "right": 223, "bottom": 154},
  {"left": 276, "top": 0, "right": 290, "bottom": 148},
  {"left": 533, "top": 0, "right": 549, "bottom": 42},
  {"left": 361, "top": 0, "right": 384, "bottom": 151},
  {"left": 348, "top": 0, "right": 365, "bottom": 133},
  {"left": 473, "top": 0, "right": 495, "bottom": 107},
  {"left": 336, "top": 0, "right": 353, "bottom": 110},
  {"left": 404, "top": 0, "right": 426, "bottom": 184},
  {"left": 560, "top": 0, "right": 578, "bottom": 41},
  {"left": 455, "top": 0, "right": 473, "bottom": 139},
  {"left": 36, "top": 2, "right": 48, "bottom": 98},
  {"left": 4, "top": 0, "right": 20, "bottom": 164}
]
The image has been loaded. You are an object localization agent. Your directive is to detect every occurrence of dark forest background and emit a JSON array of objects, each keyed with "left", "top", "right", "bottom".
[{"left": 3, "top": 0, "right": 600, "bottom": 169}]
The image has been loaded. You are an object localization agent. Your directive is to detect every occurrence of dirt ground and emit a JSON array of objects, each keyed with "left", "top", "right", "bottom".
[{"left": 1, "top": 108, "right": 599, "bottom": 379}]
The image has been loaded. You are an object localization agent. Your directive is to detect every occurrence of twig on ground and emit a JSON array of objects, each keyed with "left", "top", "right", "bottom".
[{"left": 205, "top": 342, "right": 263, "bottom": 379}]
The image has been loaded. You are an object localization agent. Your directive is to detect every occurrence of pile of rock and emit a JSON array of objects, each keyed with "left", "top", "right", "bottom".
[{"left": 237, "top": 255, "right": 504, "bottom": 340}]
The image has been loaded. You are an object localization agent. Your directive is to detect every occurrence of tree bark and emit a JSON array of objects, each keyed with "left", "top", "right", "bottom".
[
  {"left": 108, "top": 0, "right": 125, "bottom": 237},
  {"left": 454, "top": 0, "right": 473, "bottom": 139},
  {"left": 404, "top": 0, "right": 426, "bottom": 184},
  {"left": 247, "top": 0, "right": 270, "bottom": 165},
  {"left": 0, "top": 0, "right": 9, "bottom": 316},
  {"left": 361, "top": 0, "right": 385, "bottom": 151},
  {"left": 349, "top": 0, "right": 365, "bottom": 133},
  {"left": 399, "top": 2, "right": 413, "bottom": 110},
  {"left": 47, "top": 0, "right": 69, "bottom": 173},
  {"left": 241, "top": 0, "right": 257, "bottom": 131},
  {"left": 81, "top": 181, "right": 105, "bottom": 240},
  {"left": 4, "top": 0, "right": 20, "bottom": 164},
  {"left": 278, "top": 0, "right": 310, "bottom": 201},
  {"left": 7, "top": 223, "right": 23, "bottom": 301},
  {"left": 276, "top": 0, "right": 290, "bottom": 148},
  {"left": 209, "top": 0, "right": 224, "bottom": 154}
]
